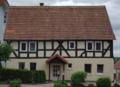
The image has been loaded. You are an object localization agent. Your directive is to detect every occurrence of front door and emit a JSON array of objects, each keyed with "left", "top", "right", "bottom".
[{"left": 52, "top": 65, "right": 60, "bottom": 80}]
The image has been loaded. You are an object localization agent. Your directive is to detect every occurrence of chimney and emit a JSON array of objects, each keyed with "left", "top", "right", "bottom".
[{"left": 40, "top": 3, "right": 44, "bottom": 6}]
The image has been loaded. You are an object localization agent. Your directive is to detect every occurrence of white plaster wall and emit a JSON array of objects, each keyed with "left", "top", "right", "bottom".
[
  {"left": 10, "top": 41, "right": 18, "bottom": 49},
  {"left": 46, "top": 51, "right": 54, "bottom": 57},
  {"left": 38, "top": 41, "right": 44, "bottom": 49},
  {"left": 10, "top": 53, "right": 15, "bottom": 57},
  {"left": 62, "top": 41, "right": 67, "bottom": 49},
  {"left": 87, "top": 52, "right": 93, "bottom": 57},
  {"left": 38, "top": 51, "right": 44, "bottom": 57},
  {"left": 54, "top": 41, "right": 59, "bottom": 49},
  {"left": 15, "top": 51, "right": 18, "bottom": 56},
  {"left": 68, "top": 51, "right": 75, "bottom": 56},
  {"left": 29, "top": 53, "right": 36, "bottom": 57},
  {"left": 20, "top": 53, "right": 27, "bottom": 57},
  {"left": 77, "top": 51, "right": 84, "bottom": 56},
  {"left": 95, "top": 53, "right": 102, "bottom": 57},
  {"left": 77, "top": 41, "right": 85, "bottom": 49},
  {"left": 105, "top": 50, "right": 110, "bottom": 57},
  {"left": 62, "top": 51, "right": 68, "bottom": 56},
  {"left": 104, "top": 41, "right": 109, "bottom": 49},
  {"left": 46, "top": 41, "right": 52, "bottom": 49}
]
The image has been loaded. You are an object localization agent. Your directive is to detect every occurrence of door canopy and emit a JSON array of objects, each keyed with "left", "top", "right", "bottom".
[{"left": 46, "top": 54, "right": 68, "bottom": 64}]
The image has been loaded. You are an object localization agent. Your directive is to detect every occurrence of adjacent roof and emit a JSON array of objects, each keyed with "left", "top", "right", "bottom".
[
  {"left": 114, "top": 59, "right": 120, "bottom": 69},
  {"left": 46, "top": 54, "right": 68, "bottom": 64},
  {"left": 0, "top": 0, "right": 9, "bottom": 7},
  {"left": 4, "top": 6, "right": 115, "bottom": 40}
]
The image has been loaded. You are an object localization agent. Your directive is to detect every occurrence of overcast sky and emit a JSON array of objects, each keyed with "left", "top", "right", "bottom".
[{"left": 8, "top": 0, "right": 120, "bottom": 57}]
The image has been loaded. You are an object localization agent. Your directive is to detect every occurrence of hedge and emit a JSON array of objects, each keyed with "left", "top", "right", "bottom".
[{"left": 1, "top": 68, "right": 46, "bottom": 83}]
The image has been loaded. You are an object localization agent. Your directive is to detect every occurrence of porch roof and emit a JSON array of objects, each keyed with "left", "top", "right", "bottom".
[{"left": 46, "top": 54, "right": 68, "bottom": 64}]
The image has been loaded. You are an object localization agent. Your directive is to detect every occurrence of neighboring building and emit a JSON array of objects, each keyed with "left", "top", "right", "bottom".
[
  {"left": 114, "top": 59, "right": 120, "bottom": 81},
  {"left": 0, "top": 0, "right": 9, "bottom": 67},
  {"left": 4, "top": 3, "right": 115, "bottom": 81}
]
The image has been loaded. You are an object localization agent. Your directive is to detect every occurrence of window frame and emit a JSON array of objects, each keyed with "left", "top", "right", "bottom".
[
  {"left": 84, "top": 64, "right": 92, "bottom": 74},
  {"left": 68, "top": 63, "right": 72, "bottom": 69},
  {"left": 86, "top": 41, "right": 94, "bottom": 51},
  {"left": 29, "top": 41, "right": 36, "bottom": 52},
  {"left": 69, "top": 41, "right": 75, "bottom": 49},
  {"left": 19, "top": 62, "right": 25, "bottom": 69},
  {"left": 97, "top": 64, "right": 104, "bottom": 74},
  {"left": 95, "top": 41, "right": 102, "bottom": 51},
  {"left": 20, "top": 41, "right": 27, "bottom": 52}
]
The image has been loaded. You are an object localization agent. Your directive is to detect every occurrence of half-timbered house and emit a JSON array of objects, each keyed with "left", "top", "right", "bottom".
[{"left": 4, "top": 3, "right": 116, "bottom": 81}]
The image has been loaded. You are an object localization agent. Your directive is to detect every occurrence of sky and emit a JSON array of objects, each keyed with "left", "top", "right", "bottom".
[{"left": 8, "top": 0, "right": 120, "bottom": 57}]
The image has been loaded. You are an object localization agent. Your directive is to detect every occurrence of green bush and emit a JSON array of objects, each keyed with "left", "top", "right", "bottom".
[
  {"left": 6, "top": 79, "right": 11, "bottom": 84},
  {"left": 88, "top": 83, "right": 94, "bottom": 87},
  {"left": 1, "top": 68, "right": 46, "bottom": 83},
  {"left": 57, "top": 81, "right": 68, "bottom": 87},
  {"left": 114, "top": 83, "right": 120, "bottom": 87},
  {"left": 54, "top": 82, "right": 66, "bottom": 87},
  {"left": 70, "top": 71, "right": 87, "bottom": 86},
  {"left": 96, "top": 77, "right": 111, "bottom": 87},
  {"left": 10, "top": 79, "right": 22, "bottom": 87}
]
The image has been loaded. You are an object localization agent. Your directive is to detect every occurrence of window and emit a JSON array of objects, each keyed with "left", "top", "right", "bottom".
[
  {"left": 69, "top": 41, "right": 75, "bottom": 49},
  {"left": 86, "top": 41, "right": 94, "bottom": 51},
  {"left": 30, "top": 63, "right": 36, "bottom": 70},
  {"left": 85, "top": 64, "right": 91, "bottom": 73},
  {"left": 4, "top": 12, "right": 7, "bottom": 23},
  {"left": 29, "top": 42, "right": 36, "bottom": 52},
  {"left": 68, "top": 63, "right": 72, "bottom": 69},
  {"left": 20, "top": 42, "right": 27, "bottom": 52},
  {"left": 97, "top": 64, "right": 103, "bottom": 74},
  {"left": 19, "top": 63, "right": 25, "bottom": 69},
  {"left": 95, "top": 41, "right": 102, "bottom": 51}
]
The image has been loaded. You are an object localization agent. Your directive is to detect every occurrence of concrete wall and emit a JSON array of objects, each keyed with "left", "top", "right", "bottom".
[{"left": 6, "top": 58, "right": 114, "bottom": 81}]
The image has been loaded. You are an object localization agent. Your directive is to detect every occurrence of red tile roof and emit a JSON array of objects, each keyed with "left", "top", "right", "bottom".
[
  {"left": 4, "top": 6, "right": 115, "bottom": 40},
  {"left": 114, "top": 59, "right": 120, "bottom": 69},
  {"left": 46, "top": 54, "right": 68, "bottom": 64},
  {"left": 0, "top": 0, "right": 9, "bottom": 7}
]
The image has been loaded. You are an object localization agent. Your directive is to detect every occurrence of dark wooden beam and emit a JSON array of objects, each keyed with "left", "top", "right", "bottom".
[{"left": 49, "top": 63, "right": 50, "bottom": 81}]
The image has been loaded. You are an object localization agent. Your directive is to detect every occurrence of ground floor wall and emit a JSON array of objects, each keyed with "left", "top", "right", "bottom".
[{"left": 6, "top": 58, "right": 114, "bottom": 81}]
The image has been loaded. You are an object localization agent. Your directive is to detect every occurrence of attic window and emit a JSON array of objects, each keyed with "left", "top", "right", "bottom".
[
  {"left": 4, "top": 12, "right": 7, "bottom": 23},
  {"left": 69, "top": 41, "right": 75, "bottom": 49}
]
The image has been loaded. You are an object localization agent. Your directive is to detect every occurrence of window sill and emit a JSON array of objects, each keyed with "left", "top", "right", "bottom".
[
  {"left": 87, "top": 73, "right": 92, "bottom": 76},
  {"left": 67, "top": 68, "right": 72, "bottom": 70},
  {"left": 96, "top": 73, "right": 104, "bottom": 76}
]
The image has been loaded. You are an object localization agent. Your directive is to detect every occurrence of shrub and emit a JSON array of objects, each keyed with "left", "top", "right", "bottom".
[
  {"left": 96, "top": 77, "right": 111, "bottom": 87},
  {"left": 1, "top": 68, "right": 46, "bottom": 83},
  {"left": 54, "top": 82, "right": 66, "bottom": 87},
  {"left": 114, "top": 83, "right": 120, "bottom": 87},
  {"left": 10, "top": 79, "right": 22, "bottom": 87},
  {"left": 6, "top": 79, "right": 11, "bottom": 84},
  {"left": 70, "top": 71, "right": 87, "bottom": 86},
  {"left": 88, "top": 83, "right": 94, "bottom": 87},
  {"left": 58, "top": 81, "right": 68, "bottom": 87}
]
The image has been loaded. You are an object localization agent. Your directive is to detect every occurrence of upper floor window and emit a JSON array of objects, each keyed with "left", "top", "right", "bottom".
[
  {"left": 29, "top": 41, "right": 36, "bottom": 52},
  {"left": 95, "top": 41, "right": 102, "bottom": 51},
  {"left": 69, "top": 41, "right": 75, "bottom": 49},
  {"left": 4, "top": 12, "right": 7, "bottom": 23},
  {"left": 20, "top": 41, "right": 27, "bottom": 52},
  {"left": 86, "top": 41, "right": 94, "bottom": 51}
]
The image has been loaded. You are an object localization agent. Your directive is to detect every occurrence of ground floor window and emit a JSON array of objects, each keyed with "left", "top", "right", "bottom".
[
  {"left": 19, "top": 63, "right": 25, "bottom": 69},
  {"left": 85, "top": 64, "right": 91, "bottom": 74},
  {"left": 30, "top": 63, "right": 36, "bottom": 70},
  {"left": 68, "top": 63, "right": 72, "bottom": 69},
  {"left": 97, "top": 64, "right": 103, "bottom": 73}
]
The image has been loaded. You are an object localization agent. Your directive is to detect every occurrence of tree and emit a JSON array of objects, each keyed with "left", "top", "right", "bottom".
[{"left": 0, "top": 41, "right": 14, "bottom": 81}]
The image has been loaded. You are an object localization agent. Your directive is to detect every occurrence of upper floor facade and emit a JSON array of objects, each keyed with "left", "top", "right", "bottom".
[{"left": 9, "top": 40, "right": 113, "bottom": 58}]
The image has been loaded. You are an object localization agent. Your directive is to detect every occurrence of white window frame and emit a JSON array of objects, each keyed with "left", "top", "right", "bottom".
[
  {"left": 69, "top": 41, "right": 75, "bottom": 49},
  {"left": 86, "top": 41, "right": 94, "bottom": 51},
  {"left": 95, "top": 41, "right": 102, "bottom": 51},
  {"left": 20, "top": 41, "right": 27, "bottom": 52},
  {"left": 68, "top": 63, "right": 72, "bottom": 69},
  {"left": 29, "top": 41, "right": 36, "bottom": 52},
  {"left": 97, "top": 64, "right": 104, "bottom": 75}
]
